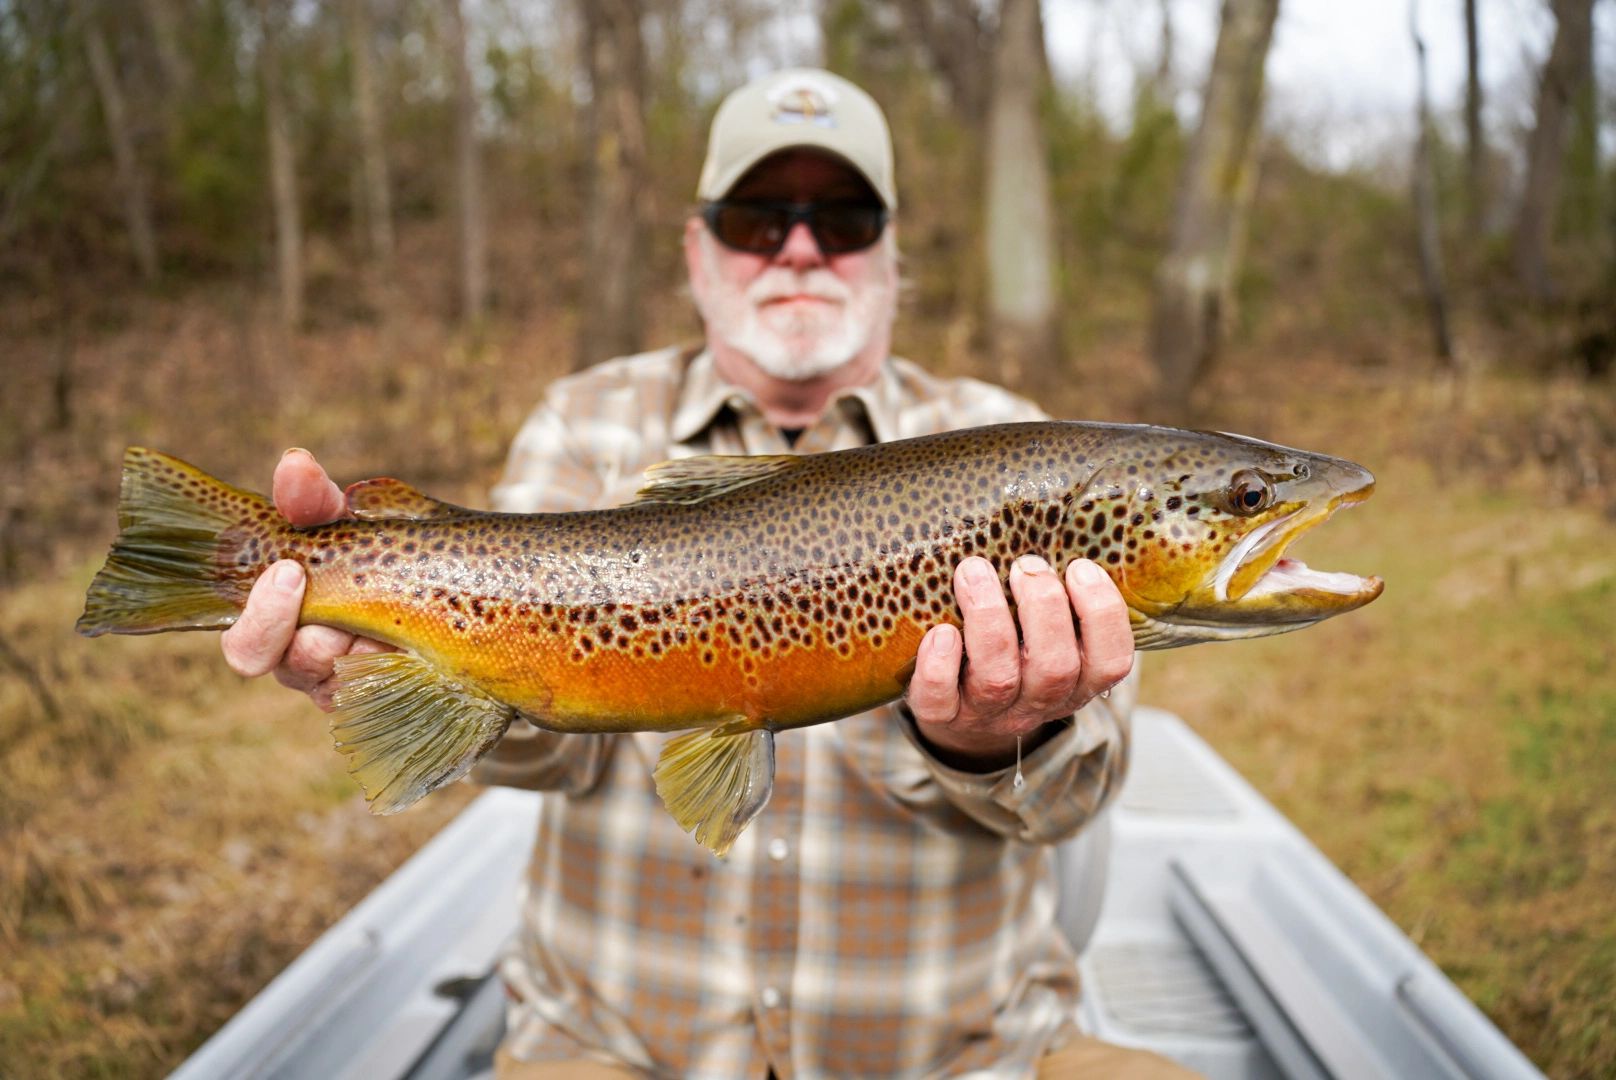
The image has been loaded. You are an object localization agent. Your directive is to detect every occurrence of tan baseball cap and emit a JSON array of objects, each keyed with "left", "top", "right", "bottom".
[{"left": 697, "top": 68, "right": 897, "bottom": 209}]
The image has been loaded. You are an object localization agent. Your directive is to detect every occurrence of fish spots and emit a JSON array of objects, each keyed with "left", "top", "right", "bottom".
[{"left": 288, "top": 423, "right": 1307, "bottom": 695}]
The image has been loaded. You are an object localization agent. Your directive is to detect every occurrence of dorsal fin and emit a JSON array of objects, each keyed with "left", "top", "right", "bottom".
[
  {"left": 345, "top": 478, "right": 469, "bottom": 521},
  {"left": 631, "top": 454, "right": 802, "bottom": 506}
]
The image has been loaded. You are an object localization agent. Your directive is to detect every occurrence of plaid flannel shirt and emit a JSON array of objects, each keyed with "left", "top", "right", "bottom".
[{"left": 475, "top": 345, "right": 1135, "bottom": 1080}]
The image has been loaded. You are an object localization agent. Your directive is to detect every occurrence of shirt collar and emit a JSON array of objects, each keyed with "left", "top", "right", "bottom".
[
  {"left": 670, "top": 347, "right": 904, "bottom": 447},
  {"left": 669, "top": 348, "right": 740, "bottom": 444}
]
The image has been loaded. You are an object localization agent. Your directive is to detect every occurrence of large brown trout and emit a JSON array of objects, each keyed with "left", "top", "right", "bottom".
[{"left": 78, "top": 422, "right": 1382, "bottom": 854}]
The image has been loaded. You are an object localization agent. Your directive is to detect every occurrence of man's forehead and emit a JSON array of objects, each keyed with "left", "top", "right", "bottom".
[{"left": 726, "top": 149, "right": 879, "bottom": 202}]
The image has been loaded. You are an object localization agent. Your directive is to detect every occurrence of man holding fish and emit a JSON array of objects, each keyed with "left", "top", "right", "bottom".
[{"left": 219, "top": 69, "right": 1190, "bottom": 1079}]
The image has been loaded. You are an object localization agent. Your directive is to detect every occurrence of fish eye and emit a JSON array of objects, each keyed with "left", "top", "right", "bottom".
[{"left": 1227, "top": 470, "right": 1275, "bottom": 515}]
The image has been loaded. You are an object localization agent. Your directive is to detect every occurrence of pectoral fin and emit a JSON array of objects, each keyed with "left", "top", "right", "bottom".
[
  {"left": 330, "top": 652, "right": 514, "bottom": 814},
  {"left": 653, "top": 722, "right": 775, "bottom": 857}
]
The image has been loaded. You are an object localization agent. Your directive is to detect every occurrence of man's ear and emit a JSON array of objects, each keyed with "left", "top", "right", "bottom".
[{"left": 683, "top": 217, "right": 707, "bottom": 309}]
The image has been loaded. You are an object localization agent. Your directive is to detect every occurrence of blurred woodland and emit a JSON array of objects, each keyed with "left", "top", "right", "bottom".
[{"left": 2, "top": 0, "right": 1615, "bottom": 1076}]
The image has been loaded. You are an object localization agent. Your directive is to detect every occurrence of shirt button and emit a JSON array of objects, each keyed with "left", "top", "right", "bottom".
[
  {"left": 760, "top": 986, "right": 783, "bottom": 1009},
  {"left": 767, "top": 837, "right": 790, "bottom": 862}
]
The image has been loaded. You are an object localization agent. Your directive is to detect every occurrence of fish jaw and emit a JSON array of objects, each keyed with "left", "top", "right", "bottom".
[{"left": 1138, "top": 478, "right": 1383, "bottom": 647}]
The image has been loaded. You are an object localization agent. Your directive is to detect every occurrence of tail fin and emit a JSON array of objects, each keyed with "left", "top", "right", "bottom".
[{"left": 77, "top": 448, "right": 278, "bottom": 637}]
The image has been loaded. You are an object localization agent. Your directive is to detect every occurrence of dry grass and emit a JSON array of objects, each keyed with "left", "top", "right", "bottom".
[
  {"left": 1, "top": 252, "right": 1613, "bottom": 1077},
  {"left": 0, "top": 572, "right": 476, "bottom": 1074},
  {"left": 1138, "top": 365, "right": 1616, "bottom": 1079}
]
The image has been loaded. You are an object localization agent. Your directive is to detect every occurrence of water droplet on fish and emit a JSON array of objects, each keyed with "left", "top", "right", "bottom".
[{"left": 1013, "top": 735, "right": 1025, "bottom": 788}]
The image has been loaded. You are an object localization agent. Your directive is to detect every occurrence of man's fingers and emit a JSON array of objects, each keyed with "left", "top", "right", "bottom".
[
  {"left": 273, "top": 448, "right": 348, "bottom": 526},
  {"left": 274, "top": 623, "right": 359, "bottom": 693},
  {"left": 955, "top": 557, "right": 1021, "bottom": 714},
  {"left": 1008, "top": 555, "right": 1081, "bottom": 715},
  {"left": 1065, "top": 559, "right": 1135, "bottom": 696},
  {"left": 285, "top": 633, "right": 397, "bottom": 712},
  {"left": 221, "top": 560, "right": 305, "bottom": 678},
  {"left": 905, "top": 624, "right": 963, "bottom": 724}
]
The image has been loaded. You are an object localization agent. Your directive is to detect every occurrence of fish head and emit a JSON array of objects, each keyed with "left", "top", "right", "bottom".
[{"left": 1103, "top": 429, "right": 1383, "bottom": 648}]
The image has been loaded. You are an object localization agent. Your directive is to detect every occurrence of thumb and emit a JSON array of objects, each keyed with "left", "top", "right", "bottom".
[
  {"left": 221, "top": 560, "right": 305, "bottom": 678},
  {"left": 273, "top": 448, "right": 348, "bottom": 526}
]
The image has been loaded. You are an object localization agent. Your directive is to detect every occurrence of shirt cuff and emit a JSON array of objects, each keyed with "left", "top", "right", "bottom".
[
  {"left": 898, "top": 698, "right": 1128, "bottom": 844},
  {"left": 468, "top": 717, "right": 612, "bottom": 795}
]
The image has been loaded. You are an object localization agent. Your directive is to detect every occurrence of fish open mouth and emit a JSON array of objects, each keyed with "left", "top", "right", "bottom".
[
  {"left": 1241, "top": 556, "right": 1380, "bottom": 601},
  {"left": 1214, "top": 484, "right": 1382, "bottom": 619}
]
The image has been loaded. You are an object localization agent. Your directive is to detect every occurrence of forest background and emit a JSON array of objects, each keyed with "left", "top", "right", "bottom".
[{"left": 1, "top": 0, "right": 1614, "bottom": 1076}]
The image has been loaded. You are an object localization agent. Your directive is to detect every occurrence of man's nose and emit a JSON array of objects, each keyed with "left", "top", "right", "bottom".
[{"left": 773, "top": 221, "right": 825, "bottom": 269}]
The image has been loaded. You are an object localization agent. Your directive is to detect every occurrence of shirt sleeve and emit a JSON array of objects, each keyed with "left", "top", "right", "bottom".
[
  {"left": 488, "top": 401, "right": 608, "bottom": 515},
  {"left": 468, "top": 392, "right": 618, "bottom": 793},
  {"left": 896, "top": 665, "right": 1139, "bottom": 845}
]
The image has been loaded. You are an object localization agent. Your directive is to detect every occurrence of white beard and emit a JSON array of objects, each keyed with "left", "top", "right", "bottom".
[{"left": 695, "top": 231, "right": 896, "bottom": 382}]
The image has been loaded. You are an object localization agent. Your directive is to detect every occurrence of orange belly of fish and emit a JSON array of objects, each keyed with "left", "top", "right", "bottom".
[
  {"left": 521, "top": 615, "right": 932, "bottom": 733},
  {"left": 315, "top": 589, "right": 933, "bottom": 735}
]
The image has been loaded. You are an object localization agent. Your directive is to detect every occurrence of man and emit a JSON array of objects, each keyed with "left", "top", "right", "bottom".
[{"left": 222, "top": 69, "right": 1191, "bottom": 1079}]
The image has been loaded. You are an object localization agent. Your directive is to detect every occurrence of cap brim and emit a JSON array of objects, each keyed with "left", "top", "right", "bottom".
[{"left": 701, "top": 132, "right": 895, "bottom": 208}]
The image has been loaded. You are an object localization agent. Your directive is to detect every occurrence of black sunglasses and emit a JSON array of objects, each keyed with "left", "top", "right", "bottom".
[{"left": 701, "top": 200, "right": 889, "bottom": 256}]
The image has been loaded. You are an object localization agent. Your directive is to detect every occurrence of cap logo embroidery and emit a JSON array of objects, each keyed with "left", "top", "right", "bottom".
[{"left": 768, "top": 77, "right": 838, "bottom": 128}]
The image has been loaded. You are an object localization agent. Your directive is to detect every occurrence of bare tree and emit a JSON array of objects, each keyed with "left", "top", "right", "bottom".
[
  {"left": 893, "top": 1, "right": 1063, "bottom": 383},
  {"left": 892, "top": 0, "right": 988, "bottom": 121},
  {"left": 1156, "top": 0, "right": 1177, "bottom": 97},
  {"left": 346, "top": 0, "right": 394, "bottom": 266},
  {"left": 577, "top": 0, "right": 648, "bottom": 370},
  {"left": 75, "top": 0, "right": 159, "bottom": 281},
  {"left": 983, "top": 0, "right": 1059, "bottom": 385},
  {"left": 443, "top": 0, "right": 488, "bottom": 323},
  {"left": 1512, "top": 0, "right": 1595, "bottom": 301},
  {"left": 1412, "top": 1, "right": 1454, "bottom": 367},
  {"left": 1147, "top": 0, "right": 1280, "bottom": 418},
  {"left": 137, "top": 0, "right": 191, "bottom": 95},
  {"left": 259, "top": 0, "right": 303, "bottom": 329},
  {"left": 1463, "top": 0, "right": 1485, "bottom": 233}
]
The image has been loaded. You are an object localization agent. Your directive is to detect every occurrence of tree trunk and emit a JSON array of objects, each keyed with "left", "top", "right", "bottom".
[
  {"left": 893, "top": 0, "right": 988, "bottom": 123},
  {"left": 1512, "top": 0, "right": 1594, "bottom": 301},
  {"left": 1156, "top": 0, "right": 1176, "bottom": 95},
  {"left": 1411, "top": 3, "right": 1454, "bottom": 367},
  {"left": 1462, "top": 0, "right": 1485, "bottom": 234},
  {"left": 259, "top": 0, "right": 303, "bottom": 330},
  {"left": 346, "top": 0, "right": 394, "bottom": 266},
  {"left": 77, "top": 0, "right": 159, "bottom": 282},
  {"left": 443, "top": 0, "right": 487, "bottom": 323},
  {"left": 1147, "top": 0, "right": 1279, "bottom": 419},
  {"left": 577, "top": 0, "right": 648, "bottom": 370},
  {"left": 137, "top": 0, "right": 190, "bottom": 94},
  {"left": 1559, "top": 5, "right": 1601, "bottom": 243},
  {"left": 983, "top": 0, "right": 1060, "bottom": 388}
]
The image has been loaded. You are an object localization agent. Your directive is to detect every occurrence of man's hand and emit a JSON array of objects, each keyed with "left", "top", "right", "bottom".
[
  {"left": 905, "top": 555, "right": 1135, "bottom": 771},
  {"left": 219, "top": 449, "right": 392, "bottom": 711}
]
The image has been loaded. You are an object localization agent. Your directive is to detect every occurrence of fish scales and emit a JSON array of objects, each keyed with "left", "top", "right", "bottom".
[
  {"left": 78, "top": 421, "right": 1383, "bottom": 854},
  {"left": 290, "top": 424, "right": 1150, "bottom": 734}
]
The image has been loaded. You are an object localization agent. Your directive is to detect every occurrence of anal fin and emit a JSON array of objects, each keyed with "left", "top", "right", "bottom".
[
  {"left": 330, "top": 652, "right": 514, "bottom": 814},
  {"left": 653, "top": 722, "right": 775, "bottom": 857}
]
